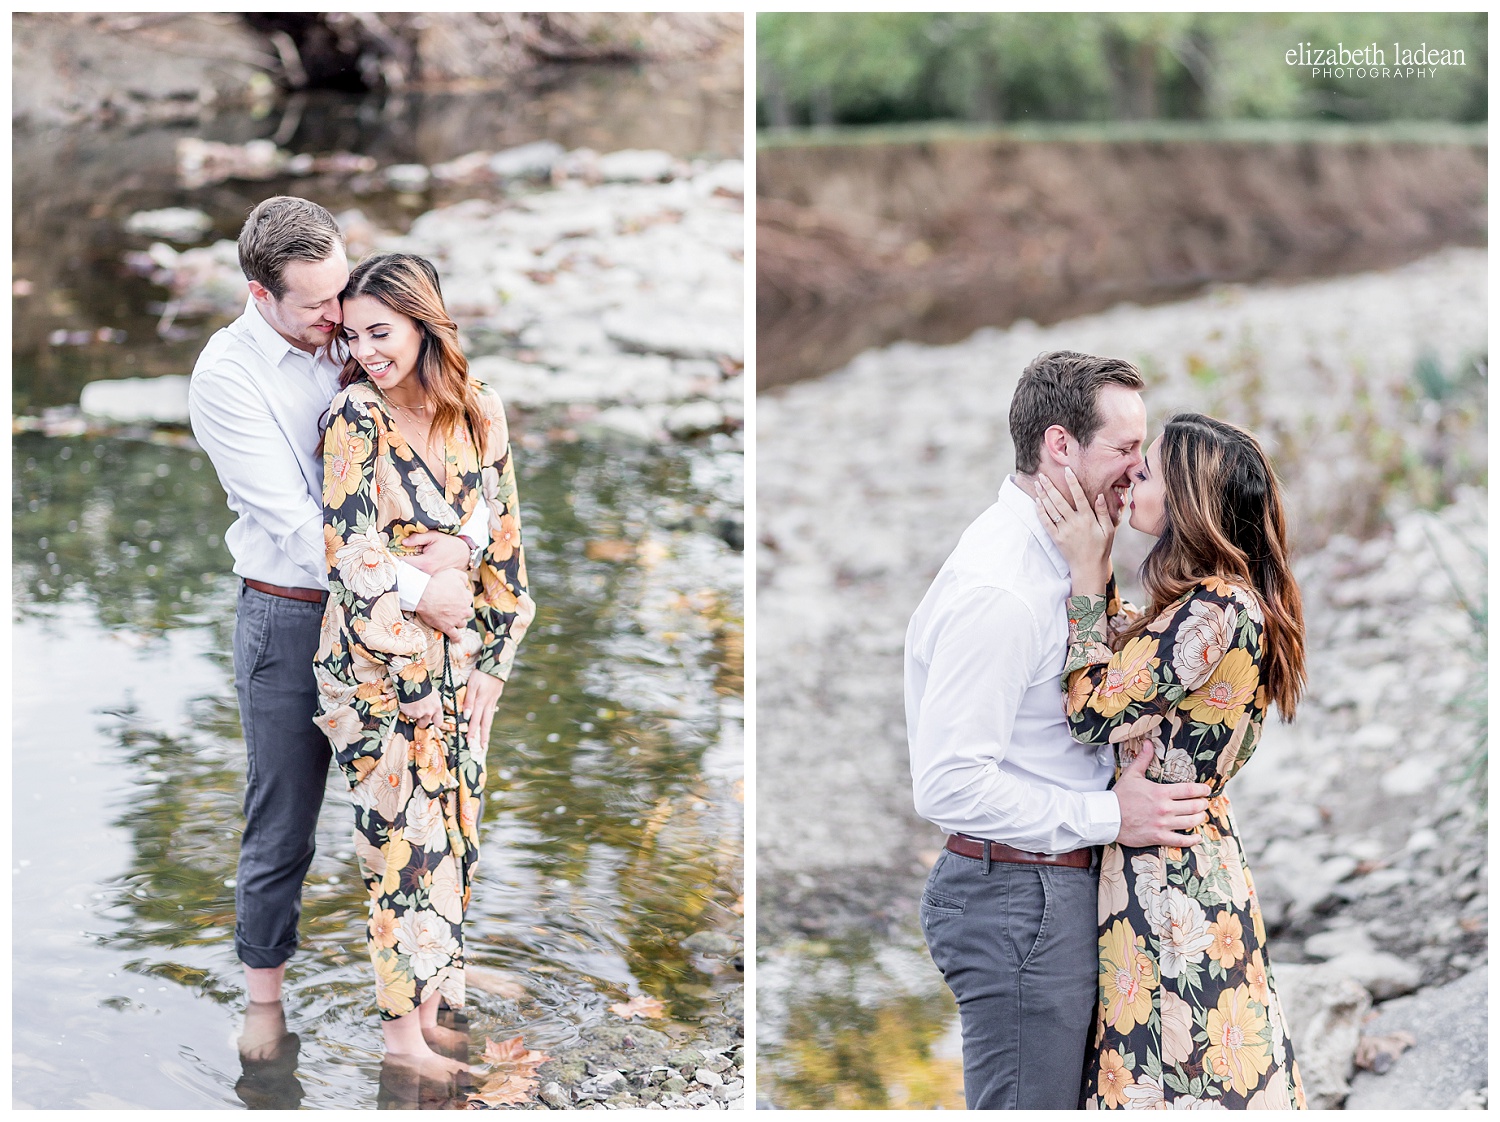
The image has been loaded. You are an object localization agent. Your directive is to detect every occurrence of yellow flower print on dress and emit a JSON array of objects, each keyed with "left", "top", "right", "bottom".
[
  {"left": 480, "top": 563, "right": 521, "bottom": 612},
  {"left": 491, "top": 511, "right": 521, "bottom": 562},
  {"left": 1097, "top": 1049, "right": 1136, "bottom": 1108},
  {"left": 1180, "top": 646, "right": 1259, "bottom": 727},
  {"left": 379, "top": 832, "right": 413, "bottom": 897},
  {"left": 369, "top": 905, "right": 400, "bottom": 951},
  {"left": 1205, "top": 985, "right": 1274, "bottom": 1096},
  {"left": 1066, "top": 669, "right": 1094, "bottom": 716},
  {"left": 373, "top": 948, "right": 417, "bottom": 1016},
  {"left": 1089, "top": 635, "right": 1160, "bottom": 718},
  {"left": 1244, "top": 949, "right": 1271, "bottom": 1006},
  {"left": 1206, "top": 910, "right": 1246, "bottom": 969},
  {"left": 1099, "top": 917, "right": 1158, "bottom": 1034},
  {"left": 323, "top": 412, "right": 372, "bottom": 507}
]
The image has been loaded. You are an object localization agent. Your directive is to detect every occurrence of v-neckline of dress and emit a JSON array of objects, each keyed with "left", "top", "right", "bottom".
[{"left": 377, "top": 397, "right": 459, "bottom": 519}]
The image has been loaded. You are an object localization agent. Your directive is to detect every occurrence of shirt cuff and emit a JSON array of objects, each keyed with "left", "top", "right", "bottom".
[
  {"left": 394, "top": 560, "right": 431, "bottom": 613},
  {"left": 1082, "top": 788, "right": 1123, "bottom": 847},
  {"left": 459, "top": 498, "right": 490, "bottom": 549}
]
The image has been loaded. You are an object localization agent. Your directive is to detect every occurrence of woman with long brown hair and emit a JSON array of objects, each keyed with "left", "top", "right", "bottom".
[
  {"left": 314, "top": 252, "right": 534, "bottom": 1077},
  {"left": 1034, "top": 412, "right": 1308, "bottom": 1109}
]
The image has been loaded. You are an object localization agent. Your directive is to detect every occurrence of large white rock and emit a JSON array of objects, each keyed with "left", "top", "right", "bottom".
[
  {"left": 693, "top": 159, "right": 744, "bottom": 197},
  {"left": 666, "top": 400, "right": 725, "bottom": 436},
  {"left": 489, "top": 140, "right": 565, "bottom": 180},
  {"left": 79, "top": 375, "right": 191, "bottom": 425},
  {"left": 1323, "top": 949, "right": 1423, "bottom": 1000},
  {"left": 602, "top": 307, "right": 742, "bottom": 362},
  {"left": 598, "top": 148, "right": 677, "bottom": 183},
  {"left": 1345, "top": 969, "right": 1487, "bottom": 1110},
  {"left": 1275, "top": 961, "right": 1372, "bottom": 1109},
  {"left": 124, "top": 207, "right": 213, "bottom": 243},
  {"left": 383, "top": 164, "right": 430, "bottom": 192}
]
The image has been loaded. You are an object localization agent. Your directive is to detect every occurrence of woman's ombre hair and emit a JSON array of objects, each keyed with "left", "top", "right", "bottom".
[
  {"left": 1121, "top": 413, "right": 1307, "bottom": 720},
  {"left": 336, "top": 253, "right": 487, "bottom": 459}
]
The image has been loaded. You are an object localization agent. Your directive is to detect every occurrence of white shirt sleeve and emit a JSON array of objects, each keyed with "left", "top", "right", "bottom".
[
  {"left": 460, "top": 498, "right": 490, "bottom": 548},
  {"left": 392, "top": 499, "right": 490, "bottom": 612},
  {"left": 909, "top": 585, "right": 1120, "bottom": 851},
  {"left": 188, "top": 362, "right": 327, "bottom": 588}
]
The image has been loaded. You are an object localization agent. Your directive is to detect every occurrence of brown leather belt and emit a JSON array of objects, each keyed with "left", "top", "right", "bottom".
[
  {"left": 946, "top": 834, "right": 1095, "bottom": 869},
  {"left": 244, "top": 578, "right": 327, "bottom": 604}
]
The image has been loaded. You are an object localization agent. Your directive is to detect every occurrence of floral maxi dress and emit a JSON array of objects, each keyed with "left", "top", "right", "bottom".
[
  {"left": 313, "top": 379, "right": 535, "bottom": 1020},
  {"left": 1063, "top": 577, "right": 1305, "bottom": 1109}
]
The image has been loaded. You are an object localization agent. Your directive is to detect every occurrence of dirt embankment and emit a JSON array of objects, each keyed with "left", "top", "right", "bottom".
[{"left": 757, "top": 135, "right": 1487, "bottom": 388}]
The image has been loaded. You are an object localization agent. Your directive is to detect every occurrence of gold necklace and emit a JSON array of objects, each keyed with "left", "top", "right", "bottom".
[{"left": 372, "top": 382, "right": 445, "bottom": 473}]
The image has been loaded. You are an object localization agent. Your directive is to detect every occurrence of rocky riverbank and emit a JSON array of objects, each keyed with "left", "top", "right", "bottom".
[
  {"left": 21, "top": 141, "right": 744, "bottom": 459},
  {"left": 756, "top": 248, "right": 1486, "bottom": 1107}
]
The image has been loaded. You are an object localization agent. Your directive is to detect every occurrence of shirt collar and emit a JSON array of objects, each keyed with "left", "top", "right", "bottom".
[
  {"left": 998, "top": 475, "right": 1071, "bottom": 579},
  {"left": 240, "top": 294, "right": 329, "bottom": 368}
]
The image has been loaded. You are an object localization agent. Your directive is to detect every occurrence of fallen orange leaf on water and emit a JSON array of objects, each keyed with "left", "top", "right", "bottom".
[
  {"left": 482, "top": 1034, "right": 552, "bottom": 1077},
  {"left": 468, "top": 1072, "right": 538, "bottom": 1107},
  {"left": 610, "top": 994, "right": 666, "bottom": 1020},
  {"left": 466, "top": 1035, "right": 554, "bottom": 1108}
]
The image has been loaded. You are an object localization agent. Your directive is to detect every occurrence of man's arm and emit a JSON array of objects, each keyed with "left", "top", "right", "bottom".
[
  {"left": 188, "top": 363, "right": 326, "bottom": 586},
  {"left": 910, "top": 586, "right": 1120, "bottom": 853},
  {"left": 393, "top": 498, "right": 490, "bottom": 605}
]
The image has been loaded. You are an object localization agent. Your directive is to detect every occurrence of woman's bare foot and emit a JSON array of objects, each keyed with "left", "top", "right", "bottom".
[
  {"left": 422, "top": 1021, "right": 471, "bottom": 1058},
  {"left": 383, "top": 1043, "right": 470, "bottom": 1081},
  {"left": 384, "top": 1003, "right": 470, "bottom": 1078}
]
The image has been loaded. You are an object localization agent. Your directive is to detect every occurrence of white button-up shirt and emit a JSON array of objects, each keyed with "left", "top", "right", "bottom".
[
  {"left": 905, "top": 476, "right": 1121, "bottom": 853},
  {"left": 188, "top": 297, "right": 485, "bottom": 604}
]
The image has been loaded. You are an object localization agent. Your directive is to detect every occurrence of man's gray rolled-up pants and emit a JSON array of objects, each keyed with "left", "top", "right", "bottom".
[
  {"left": 919, "top": 846, "right": 1099, "bottom": 1110},
  {"left": 232, "top": 582, "right": 331, "bottom": 969}
]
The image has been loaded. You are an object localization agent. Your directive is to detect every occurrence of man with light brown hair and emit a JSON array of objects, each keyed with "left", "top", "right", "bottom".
[
  {"left": 188, "top": 196, "right": 487, "bottom": 1040},
  {"left": 905, "top": 350, "right": 1214, "bottom": 1109}
]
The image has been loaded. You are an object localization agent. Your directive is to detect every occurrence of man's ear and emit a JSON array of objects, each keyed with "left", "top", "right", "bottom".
[
  {"left": 246, "top": 279, "right": 273, "bottom": 305},
  {"left": 1041, "top": 424, "right": 1073, "bottom": 467}
]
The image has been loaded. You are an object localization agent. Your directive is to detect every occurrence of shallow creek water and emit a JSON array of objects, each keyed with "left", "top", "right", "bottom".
[
  {"left": 13, "top": 429, "right": 743, "bottom": 1109},
  {"left": 13, "top": 69, "right": 742, "bottom": 1110}
]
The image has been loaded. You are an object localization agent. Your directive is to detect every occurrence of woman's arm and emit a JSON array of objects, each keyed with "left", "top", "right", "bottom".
[
  {"left": 470, "top": 389, "right": 537, "bottom": 681},
  {"left": 1063, "top": 583, "right": 1265, "bottom": 793}
]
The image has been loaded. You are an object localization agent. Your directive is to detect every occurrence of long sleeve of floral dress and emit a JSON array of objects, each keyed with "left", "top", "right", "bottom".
[
  {"left": 1062, "top": 576, "right": 1305, "bottom": 1110},
  {"left": 1063, "top": 577, "right": 1268, "bottom": 792},
  {"left": 470, "top": 384, "right": 534, "bottom": 681}
]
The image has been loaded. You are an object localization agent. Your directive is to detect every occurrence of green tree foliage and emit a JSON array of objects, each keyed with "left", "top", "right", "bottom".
[{"left": 758, "top": 12, "right": 1486, "bottom": 128}]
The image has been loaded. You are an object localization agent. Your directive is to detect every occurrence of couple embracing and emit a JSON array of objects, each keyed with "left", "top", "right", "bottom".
[
  {"left": 907, "top": 352, "right": 1309, "bottom": 1109},
  {"left": 188, "top": 195, "right": 534, "bottom": 1079}
]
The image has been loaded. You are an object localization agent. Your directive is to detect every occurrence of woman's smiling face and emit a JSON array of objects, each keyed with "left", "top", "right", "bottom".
[
  {"left": 1128, "top": 434, "right": 1167, "bottom": 536},
  {"left": 342, "top": 294, "right": 424, "bottom": 396}
]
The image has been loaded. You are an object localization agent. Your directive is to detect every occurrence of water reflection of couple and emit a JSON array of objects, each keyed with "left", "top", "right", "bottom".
[
  {"left": 188, "top": 196, "right": 534, "bottom": 1089},
  {"left": 908, "top": 353, "right": 1308, "bottom": 1109}
]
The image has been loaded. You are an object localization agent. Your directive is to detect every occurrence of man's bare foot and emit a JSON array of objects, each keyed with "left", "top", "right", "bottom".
[{"left": 238, "top": 1000, "right": 290, "bottom": 1062}]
